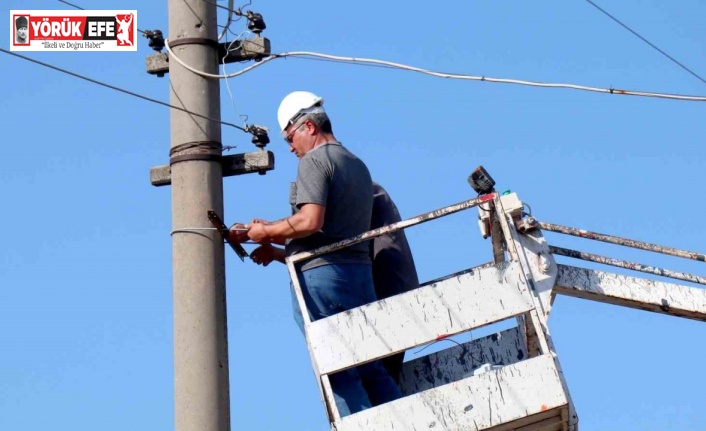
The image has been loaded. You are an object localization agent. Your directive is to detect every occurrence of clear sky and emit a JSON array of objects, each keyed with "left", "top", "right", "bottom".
[{"left": 2, "top": 0, "right": 705, "bottom": 430}]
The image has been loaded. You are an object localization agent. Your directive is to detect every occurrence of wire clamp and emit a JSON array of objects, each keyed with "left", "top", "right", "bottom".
[
  {"left": 168, "top": 37, "right": 220, "bottom": 50},
  {"left": 170, "top": 153, "right": 222, "bottom": 166}
]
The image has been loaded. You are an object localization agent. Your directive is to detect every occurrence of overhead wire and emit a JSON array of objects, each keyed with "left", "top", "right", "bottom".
[
  {"left": 217, "top": 0, "right": 236, "bottom": 41},
  {"left": 0, "top": 48, "right": 248, "bottom": 132},
  {"left": 583, "top": 0, "right": 706, "bottom": 87},
  {"left": 214, "top": 0, "right": 257, "bottom": 127},
  {"left": 54, "top": 0, "right": 706, "bottom": 104},
  {"left": 58, "top": 0, "right": 258, "bottom": 133},
  {"left": 222, "top": 29, "right": 255, "bottom": 128},
  {"left": 203, "top": 0, "right": 251, "bottom": 15},
  {"left": 58, "top": 0, "right": 149, "bottom": 36},
  {"left": 58, "top": 0, "right": 252, "bottom": 131},
  {"left": 163, "top": 45, "right": 706, "bottom": 102}
]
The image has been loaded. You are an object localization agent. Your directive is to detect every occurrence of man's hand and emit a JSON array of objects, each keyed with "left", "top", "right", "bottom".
[
  {"left": 250, "top": 244, "right": 285, "bottom": 266},
  {"left": 247, "top": 223, "right": 269, "bottom": 243},
  {"left": 227, "top": 223, "right": 250, "bottom": 243}
]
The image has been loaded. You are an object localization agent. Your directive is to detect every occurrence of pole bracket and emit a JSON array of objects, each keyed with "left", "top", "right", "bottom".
[{"left": 168, "top": 37, "right": 220, "bottom": 49}]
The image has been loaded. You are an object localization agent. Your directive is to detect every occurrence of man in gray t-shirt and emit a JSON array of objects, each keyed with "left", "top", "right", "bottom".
[
  {"left": 286, "top": 142, "right": 373, "bottom": 271},
  {"left": 231, "top": 91, "right": 401, "bottom": 417}
]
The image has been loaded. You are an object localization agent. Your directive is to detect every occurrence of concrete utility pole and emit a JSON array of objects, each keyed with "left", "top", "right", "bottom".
[{"left": 168, "top": 1, "right": 230, "bottom": 430}]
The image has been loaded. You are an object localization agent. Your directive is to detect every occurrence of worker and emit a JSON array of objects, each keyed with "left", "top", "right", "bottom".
[
  {"left": 230, "top": 91, "right": 402, "bottom": 416},
  {"left": 367, "top": 182, "right": 420, "bottom": 387},
  {"left": 247, "top": 182, "right": 420, "bottom": 389}
]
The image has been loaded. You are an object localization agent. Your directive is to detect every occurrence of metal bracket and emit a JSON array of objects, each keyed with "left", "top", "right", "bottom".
[
  {"left": 207, "top": 210, "right": 249, "bottom": 262},
  {"left": 168, "top": 37, "right": 220, "bottom": 49},
  {"left": 170, "top": 153, "right": 222, "bottom": 165}
]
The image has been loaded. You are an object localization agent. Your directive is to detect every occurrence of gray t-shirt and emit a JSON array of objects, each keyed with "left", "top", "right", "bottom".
[{"left": 285, "top": 142, "right": 373, "bottom": 271}]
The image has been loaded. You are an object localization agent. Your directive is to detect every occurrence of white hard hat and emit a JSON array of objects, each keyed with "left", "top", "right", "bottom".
[{"left": 277, "top": 91, "right": 325, "bottom": 133}]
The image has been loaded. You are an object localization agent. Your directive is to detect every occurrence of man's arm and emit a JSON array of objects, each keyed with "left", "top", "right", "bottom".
[{"left": 248, "top": 203, "right": 325, "bottom": 243}]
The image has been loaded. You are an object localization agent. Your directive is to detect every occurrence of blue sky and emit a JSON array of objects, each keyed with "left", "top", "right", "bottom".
[{"left": 2, "top": 0, "right": 705, "bottom": 430}]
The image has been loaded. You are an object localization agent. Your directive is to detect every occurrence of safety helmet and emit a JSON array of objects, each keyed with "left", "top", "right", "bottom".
[{"left": 277, "top": 91, "right": 324, "bottom": 134}]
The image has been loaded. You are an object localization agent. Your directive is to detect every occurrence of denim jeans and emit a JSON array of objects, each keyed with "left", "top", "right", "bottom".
[{"left": 291, "top": 263, "right": 402, "bottom": 416}]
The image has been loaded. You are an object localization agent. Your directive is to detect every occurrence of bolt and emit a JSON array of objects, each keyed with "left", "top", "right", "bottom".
[{"left": 539, "top": 253, "right": 551, "bottom": 274}]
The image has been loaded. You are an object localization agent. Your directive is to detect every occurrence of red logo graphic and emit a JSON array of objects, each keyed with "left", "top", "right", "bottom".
[{"left": 115, "top": 13, "right": 134, "bottom": 46}]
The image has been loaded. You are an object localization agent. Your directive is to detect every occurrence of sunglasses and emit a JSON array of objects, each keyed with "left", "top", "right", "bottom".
[{"left": 284, "top": 122, "right": 306, "bottom": 144}]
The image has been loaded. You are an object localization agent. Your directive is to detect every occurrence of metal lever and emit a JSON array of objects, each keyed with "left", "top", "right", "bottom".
[{"left": 207, "top": 210, "right": 249, "bottom": 262}]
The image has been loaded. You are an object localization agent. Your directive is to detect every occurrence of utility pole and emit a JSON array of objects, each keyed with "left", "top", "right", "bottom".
[{"left": 168, "top": 1, "right": 230, "bottom": 430}]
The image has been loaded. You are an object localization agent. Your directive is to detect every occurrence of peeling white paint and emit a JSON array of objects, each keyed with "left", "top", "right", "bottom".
[
  {"left": 555, "top": 265, "right": 706, "bottom": 322},
  {"left": 336, "top": 355, "right": 569, "bottom": 431},
  {"left": 307, "top": 261, "right": 535, "bottom": 375},
  {"left": 399, "top": 328, "right": 527, "bottom": 396}
]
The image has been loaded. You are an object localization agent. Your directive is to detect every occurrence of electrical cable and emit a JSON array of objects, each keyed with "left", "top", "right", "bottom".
[
  {"left": 219, "top": 16, "right": 245, "bottom": 39},
  {"left": 203, "top": 0, "right": 251, "bottom": 15},
  {"left": 58, "top": 0, "right": 149, "bottom": 36},
  {"left": 413, "top": 337, "right": 483, "bottom": 365},
  {"left": 0, "top": 48, "right": 249, "bottom": 132},
  {"left": 222, "top": 30, "right": 255, "bottom": 128},
  {"left": 206, "top": 0, "right": 706, "bottom": 89},
  {"left": 217, "top": 0, "right": 236, "bottom": 41},
  {"left": 285, "top": 54, "right": 401, "bottom": 71},
  {"left": 163, "top": 44, "right": 706, "bottom": 102},
  {"left": 165, "top": 37, "right": 274, "bottom": 78},
  {"left": 523, "top": 203, "right": 533, "bottom": 216},
  {"left": 279, "top": 53, "right": 706, "bottom": 102},
  {"left": 56, "top": 0, "right": 259, "bottom": 133},
  {"left": 583, "top": 0, "right": 706, "bottom": 87}
]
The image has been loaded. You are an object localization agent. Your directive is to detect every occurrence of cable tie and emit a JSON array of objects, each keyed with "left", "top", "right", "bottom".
[{"left": 170, "top": 227, "right": 220, "bottom": 236}]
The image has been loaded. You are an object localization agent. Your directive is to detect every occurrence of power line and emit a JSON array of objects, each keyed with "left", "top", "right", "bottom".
[
  {"left": 163, "top": 43, "right": 706, "bottom": 102},
  {"left": 203, "top": 0, "right": 251, "bottom": 15},
  {"left": 222, "top": 31, "right": 255, "bottom": 127},
  {"left": 0, "top": 48, "right": 248, "bottom": 132},
  {"left": 57, "top": 0, "right": 255, "bottom": 128},
  {"left": 583, "top": 0, "right": 706, "bottom": 87},
  {"left": 216, "top": 0, "right": 250, "bottom": 40},
  {"left": 58, "top": 0, "right": 150, "bottom": 36}
]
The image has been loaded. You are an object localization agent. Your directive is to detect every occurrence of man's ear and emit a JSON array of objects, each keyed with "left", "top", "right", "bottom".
[{"left": 304, "top": 120, "right": 316, "bottom": 135}]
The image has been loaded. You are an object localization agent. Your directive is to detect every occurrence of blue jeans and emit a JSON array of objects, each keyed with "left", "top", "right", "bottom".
[{"left": 291, "top": 263, "right": 402, "bottom": 417}]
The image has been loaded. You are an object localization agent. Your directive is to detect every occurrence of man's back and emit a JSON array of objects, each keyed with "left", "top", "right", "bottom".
[{"left": 371, "top": 183, "right": 420, "bottom": 299}]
